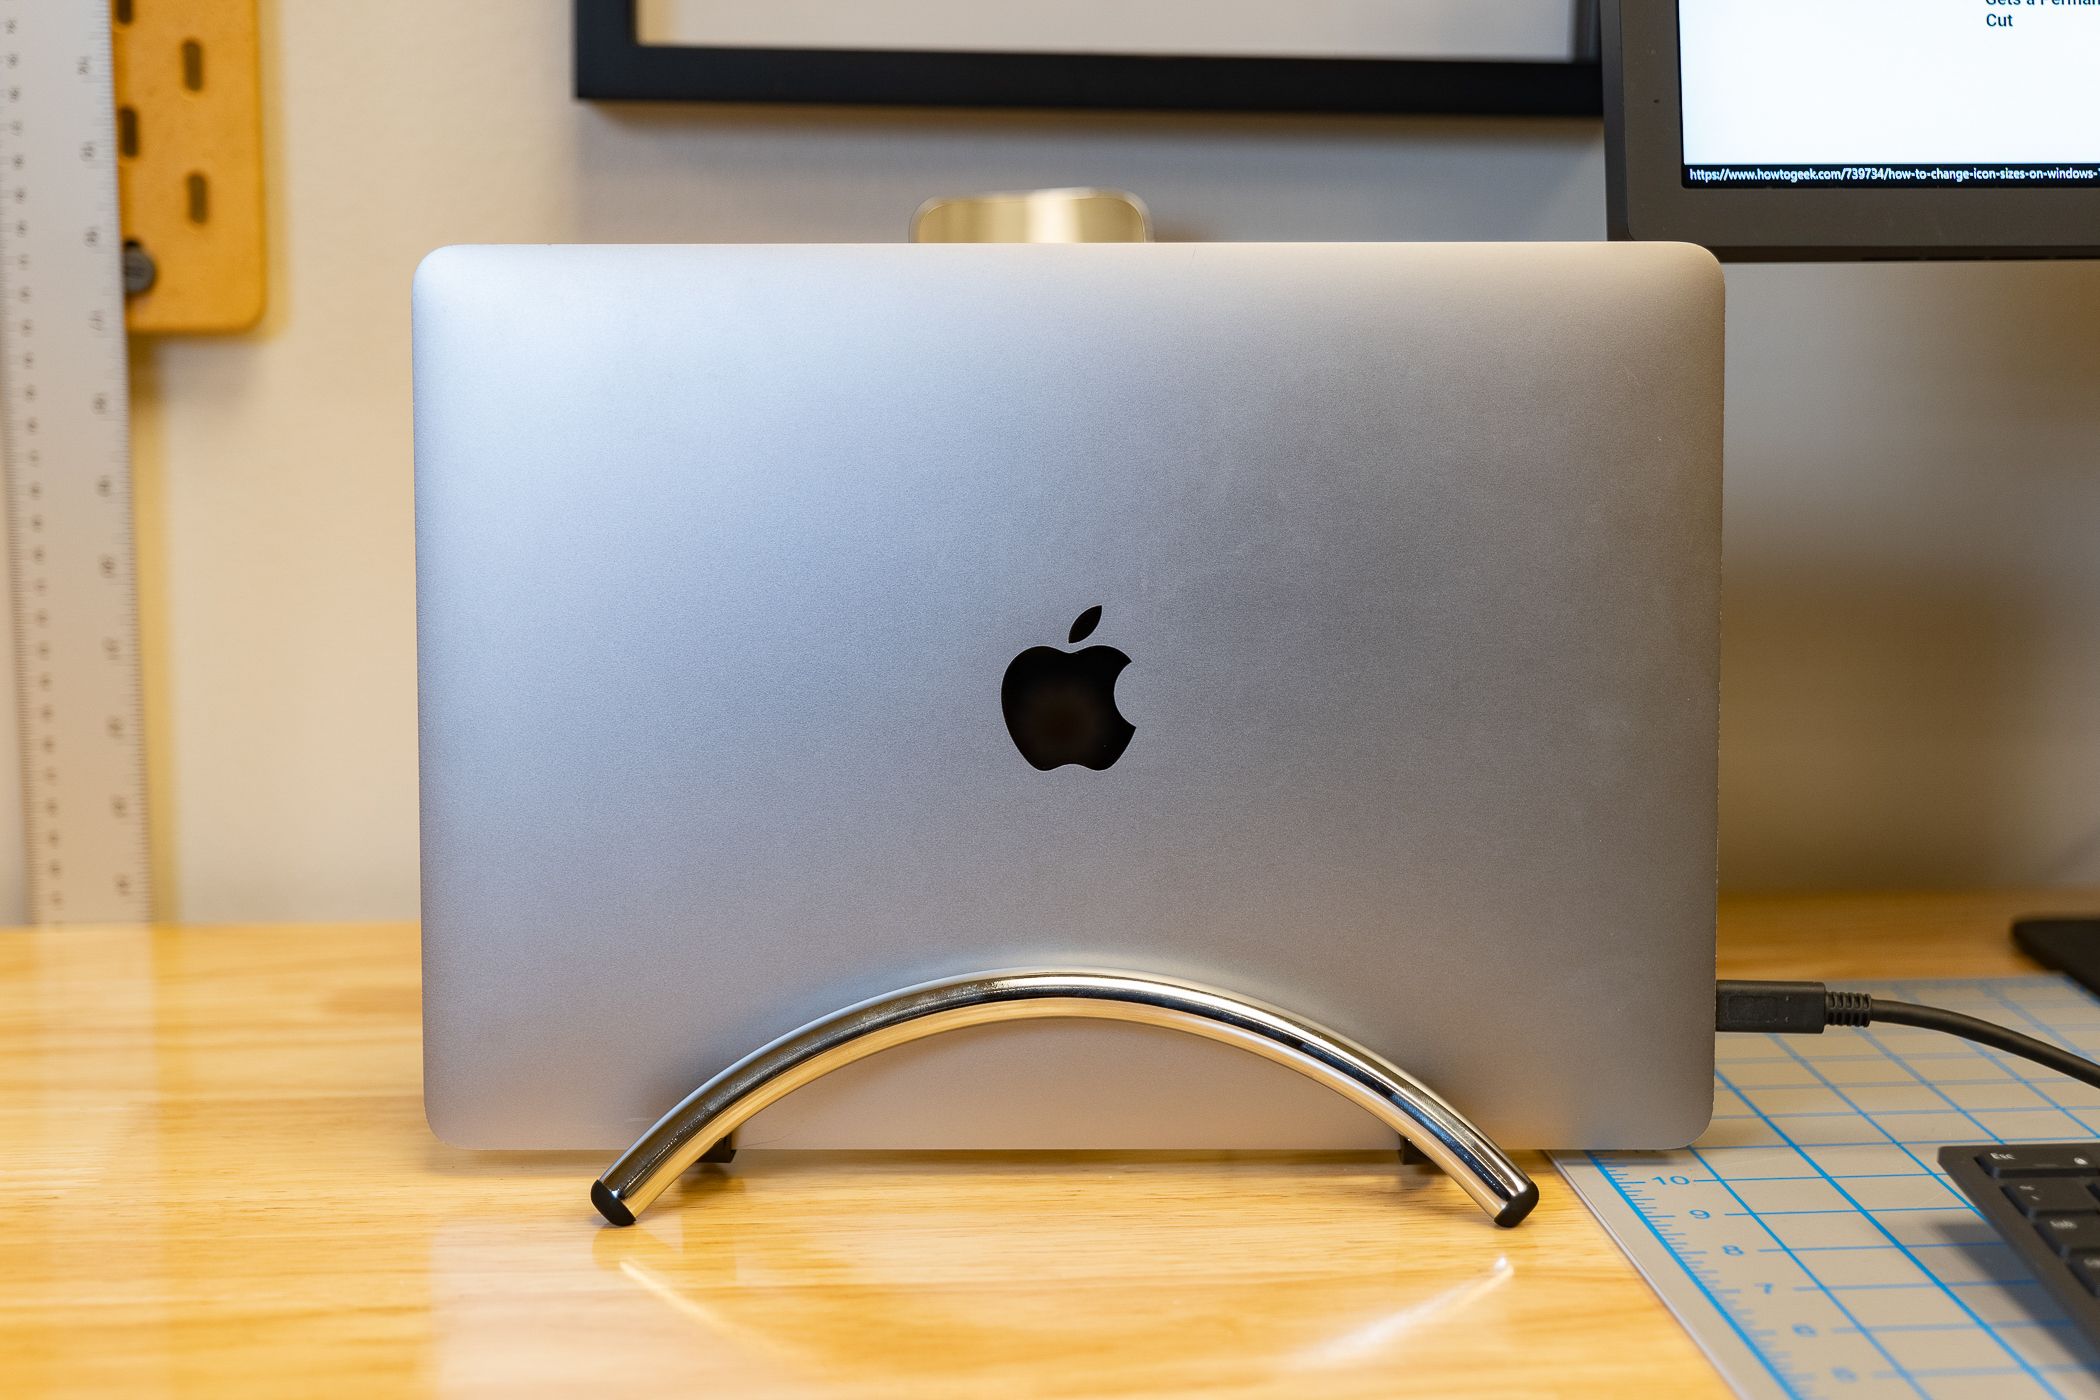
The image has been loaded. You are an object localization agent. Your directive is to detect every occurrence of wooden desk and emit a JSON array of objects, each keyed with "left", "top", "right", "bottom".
[{"left": 1, "top": 892, "right": 2089, "bottom": 1397}]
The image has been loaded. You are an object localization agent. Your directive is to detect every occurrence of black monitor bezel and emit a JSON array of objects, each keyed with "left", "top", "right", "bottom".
[{"left": 1607, "top": 0, "right": 2100, "bottom": 260}]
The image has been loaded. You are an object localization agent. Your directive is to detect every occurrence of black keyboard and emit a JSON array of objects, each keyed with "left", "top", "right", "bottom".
[{"left": 1942, "top": 1143, "right": 2100, "bottom": 1339}]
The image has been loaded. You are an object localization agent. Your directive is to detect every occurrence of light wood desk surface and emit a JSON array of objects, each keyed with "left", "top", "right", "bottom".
[{"left": 2, "top": 892, "right": 2092, "bottom": 1397}]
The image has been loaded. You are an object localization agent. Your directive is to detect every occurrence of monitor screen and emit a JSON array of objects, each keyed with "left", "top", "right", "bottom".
[
  {"left": 1677, "top": 0, "right": 2100, "bottom": 191},
  {"left": 1606, "top": 0, "right": 2100, "bottom": 258}
]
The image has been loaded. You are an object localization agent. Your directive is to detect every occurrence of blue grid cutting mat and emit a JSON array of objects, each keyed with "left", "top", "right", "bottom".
[{"left": 1554, "top": 977, "right": 2100, "bottom": 1400}]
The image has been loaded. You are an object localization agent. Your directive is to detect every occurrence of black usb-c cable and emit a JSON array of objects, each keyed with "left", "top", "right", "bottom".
[{"left": 1716, "top": 980, "right": 2100, "bottom": 1092}]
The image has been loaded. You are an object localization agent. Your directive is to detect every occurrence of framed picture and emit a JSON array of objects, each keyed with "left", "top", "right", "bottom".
[{"left": 575, "top": 0, "right": 1601, "bottom": 116}]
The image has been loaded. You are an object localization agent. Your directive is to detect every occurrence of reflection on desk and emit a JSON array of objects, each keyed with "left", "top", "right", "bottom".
[{"left": 585, "top": 1155, "right": 1513, "bottom": 1391}]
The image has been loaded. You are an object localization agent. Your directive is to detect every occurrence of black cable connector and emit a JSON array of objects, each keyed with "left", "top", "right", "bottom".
[{"left": 1716, "top": 979, "right": 2100, "bottom": 1093}]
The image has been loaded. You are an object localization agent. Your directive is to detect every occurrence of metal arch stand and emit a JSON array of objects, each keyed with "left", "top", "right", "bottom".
[{"left": 591, "top": 969, "right": 1539, "bottom": 1229}]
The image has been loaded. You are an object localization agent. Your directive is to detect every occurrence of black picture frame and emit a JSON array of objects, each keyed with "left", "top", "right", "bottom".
[{"left": 575, "top": 0, "right": 1603, "bottom": 117}]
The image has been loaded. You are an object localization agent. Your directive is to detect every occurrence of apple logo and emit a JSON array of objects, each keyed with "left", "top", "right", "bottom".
[{"left": 1000, "top": 605, "right": 1135, "bottom": 771}]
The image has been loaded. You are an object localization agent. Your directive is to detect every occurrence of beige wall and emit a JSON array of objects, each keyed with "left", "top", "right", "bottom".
[{"left": 126, "top": 0, "right": 2100, "bottom": 922}]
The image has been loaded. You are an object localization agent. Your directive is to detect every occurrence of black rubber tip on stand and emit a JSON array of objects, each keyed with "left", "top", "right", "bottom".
[
  {"left": 591, "top": 1179, "right": 635, "bottom": 1227},
  {"left": 1494, "top": 1179, "right": 1541, "bottom": 1229}
]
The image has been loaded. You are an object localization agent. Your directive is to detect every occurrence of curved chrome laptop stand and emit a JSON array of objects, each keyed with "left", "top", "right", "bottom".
[{"left": 591, "top": 969, "right": 1538, "bottom": 1229}]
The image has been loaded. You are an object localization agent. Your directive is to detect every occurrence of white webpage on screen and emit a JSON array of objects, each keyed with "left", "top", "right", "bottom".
[{"left": 1680, "top": 0, "right": 2100, "bottom": 173}]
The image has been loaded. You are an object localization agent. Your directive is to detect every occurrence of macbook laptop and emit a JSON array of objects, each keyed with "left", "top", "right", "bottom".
[{"left": 413, "top": 242, "right": 1722, "bottom": 1152}]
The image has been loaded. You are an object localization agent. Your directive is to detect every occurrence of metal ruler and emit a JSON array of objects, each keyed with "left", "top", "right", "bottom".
[
  {"left": 0, "top": 1, "right": 150, "bottom": 923},
  {"left": 1556, "top": 977, "right": 2100, "bottom": 1400}
]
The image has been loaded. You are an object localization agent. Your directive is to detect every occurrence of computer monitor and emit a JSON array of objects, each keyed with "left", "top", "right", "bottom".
[{"left": 1607, "top": 0, "right": 2100, "bottom": 259}]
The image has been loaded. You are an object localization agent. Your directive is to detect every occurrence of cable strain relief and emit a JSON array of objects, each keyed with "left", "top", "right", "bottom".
[{"left": 1824, "top": 989, "right": 1872, "bottom": 1027}]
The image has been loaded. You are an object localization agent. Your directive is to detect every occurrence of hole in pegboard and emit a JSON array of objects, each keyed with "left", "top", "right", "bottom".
[
  {"left": 181, "top": 38, "right": 204, "bottom": 92},
  {"left": 115, "top": 0, "right": 134, "bottom": 25},
  {"left": 185, "top": 171, "right": 208, "bottom": 223},
  {"left": 117, "top": 105, "right": 138, "bottom": 158}
]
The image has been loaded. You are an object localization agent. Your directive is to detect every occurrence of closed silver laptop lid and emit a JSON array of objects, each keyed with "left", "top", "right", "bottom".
[{"left": 414, "top": 242, "right": 1722, "bottom": 1151}]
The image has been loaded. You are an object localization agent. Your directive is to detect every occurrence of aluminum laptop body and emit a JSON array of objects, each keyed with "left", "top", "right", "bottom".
[{"left": 413, "top": 242, "right": 1723, "bottom": 1152}]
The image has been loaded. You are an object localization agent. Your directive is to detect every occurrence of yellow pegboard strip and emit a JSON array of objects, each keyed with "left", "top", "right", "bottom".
[{"left": 111, "top": 0, "right": 265, "bottom": 334}]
